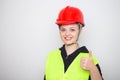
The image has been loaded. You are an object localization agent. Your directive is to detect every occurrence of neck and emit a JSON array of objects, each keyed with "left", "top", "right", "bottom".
[{"left": 65, "top": 43, "right": 79, "bottom": 56}]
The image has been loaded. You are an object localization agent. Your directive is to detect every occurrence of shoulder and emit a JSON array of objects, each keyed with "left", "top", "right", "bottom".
[
  {"left": 46, "top": 50, "right": 62, "bottom": 63},
  {"left": 79, "top": 46, "right": 89, "bottom": 53},
  {"left": 47, "top": 49, "right": 61, "bottom": 58}
]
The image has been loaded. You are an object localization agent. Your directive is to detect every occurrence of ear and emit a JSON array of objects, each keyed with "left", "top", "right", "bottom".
[{"left": 79, "top": 27, "right": 82, "bottom": 32}]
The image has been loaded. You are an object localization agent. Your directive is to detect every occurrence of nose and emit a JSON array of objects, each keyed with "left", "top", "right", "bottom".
[{"left": 65, "top": 30, "right": 70, "bottom": 36}]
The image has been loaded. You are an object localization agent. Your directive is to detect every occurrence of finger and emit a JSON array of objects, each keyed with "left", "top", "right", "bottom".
[
  {"left": 81, "top": 58, "right": 88, "bottom": 63},
  {"left": 81, "top": 57, "right": 86, "bottom": 60},
  {"left": 89, "top": 50, "right": 92, "bottom": 58}
]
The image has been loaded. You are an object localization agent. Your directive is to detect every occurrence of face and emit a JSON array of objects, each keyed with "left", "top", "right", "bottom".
[{"left": 59, "top": 23, "right": 82, "bottom": 45}]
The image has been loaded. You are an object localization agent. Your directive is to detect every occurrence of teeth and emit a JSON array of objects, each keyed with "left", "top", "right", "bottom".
[{"left": 65, "top": 37, "right": 71, "bottom": 40}]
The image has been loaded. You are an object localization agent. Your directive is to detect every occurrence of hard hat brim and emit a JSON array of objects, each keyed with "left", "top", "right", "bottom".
[{"left": 56, "top": 20, "right": 84, "bottom": 27}]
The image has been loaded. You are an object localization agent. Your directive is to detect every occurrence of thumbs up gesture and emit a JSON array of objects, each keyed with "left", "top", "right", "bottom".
[{"left": 80, "top": 50, "right": 95, "bottom": 71}]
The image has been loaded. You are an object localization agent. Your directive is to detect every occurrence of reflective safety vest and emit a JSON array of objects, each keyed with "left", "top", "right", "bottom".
[{"left": 45, "top": 50, "right": 98, "bottom": 80}]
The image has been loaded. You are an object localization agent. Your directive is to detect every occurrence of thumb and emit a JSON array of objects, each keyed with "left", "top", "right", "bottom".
[{"left": 89, "top": 50, "right": 92, "bottom": 58}]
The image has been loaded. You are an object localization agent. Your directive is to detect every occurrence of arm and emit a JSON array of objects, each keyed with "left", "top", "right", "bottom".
[
  {"left": 80, "top": 51, "right": 103, "bottom": 80},
  {"left": 89, "top": 64, "right": 103, "bottom": 80}
]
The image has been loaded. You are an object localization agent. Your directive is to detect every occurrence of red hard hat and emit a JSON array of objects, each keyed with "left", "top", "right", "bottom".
[{"left": 56, "top": 6, "right": 85, "bottom": 27}]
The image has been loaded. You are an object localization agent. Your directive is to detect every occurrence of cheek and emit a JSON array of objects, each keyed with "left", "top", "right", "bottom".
[
  {"left": 73, "top": 31, "right": 79, "bottom": 37},
  {"left": 59, "top": 32, "right": 64, "bottom": 39},
  {"left": 73, "top": 31, "right": 80, "bottom": 41}
]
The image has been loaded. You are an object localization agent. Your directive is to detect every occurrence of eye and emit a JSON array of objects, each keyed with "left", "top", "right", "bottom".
[
  {"left": 60, "top": 28, "right": 66, "bottom": 32},
  {"left": 70, "top": 28, "right": 75, "bottom": 32}
]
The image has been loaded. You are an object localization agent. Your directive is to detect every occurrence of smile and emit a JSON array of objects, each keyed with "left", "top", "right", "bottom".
[{"left": 64, "top": 37, "right": 72, "bottom": 41}]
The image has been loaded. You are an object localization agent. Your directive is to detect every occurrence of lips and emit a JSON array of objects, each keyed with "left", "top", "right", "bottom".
[{"left": 64, "top": 37, "right": 72, "bottom": 41}]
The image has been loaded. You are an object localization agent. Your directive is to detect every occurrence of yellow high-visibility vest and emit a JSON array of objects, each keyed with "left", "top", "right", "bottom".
[{"left": 45, "top": 50, "right": 98, "bottom": 80}]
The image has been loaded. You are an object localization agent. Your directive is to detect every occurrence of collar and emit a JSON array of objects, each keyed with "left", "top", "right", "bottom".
[{"left": 59, "top": 44, "right": 89, "bottom": 58}]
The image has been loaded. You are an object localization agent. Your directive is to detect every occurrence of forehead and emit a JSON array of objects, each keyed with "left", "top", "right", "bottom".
[{"left": 60, "top": 23, "right": 79, "bottom": 28}]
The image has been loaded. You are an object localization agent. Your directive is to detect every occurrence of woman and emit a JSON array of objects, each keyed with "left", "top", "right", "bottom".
[{"left": 44, "top": 6, "right": 103, "bottom": 80}]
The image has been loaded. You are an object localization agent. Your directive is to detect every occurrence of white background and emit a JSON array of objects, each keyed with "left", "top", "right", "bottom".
[{"left": 0, "top": 0, "right": 120, "bottom": 80}]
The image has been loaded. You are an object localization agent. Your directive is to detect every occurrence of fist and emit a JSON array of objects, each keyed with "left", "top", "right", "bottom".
[{"left": 80, "top": 50, "right": 95, "bottom": 70}]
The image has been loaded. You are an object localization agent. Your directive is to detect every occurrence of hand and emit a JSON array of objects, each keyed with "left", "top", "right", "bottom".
[{"left": 80, "top": 50, "right": 95, "bottom": 71}]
